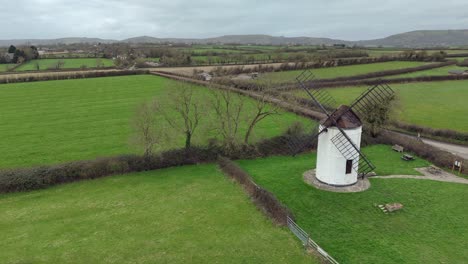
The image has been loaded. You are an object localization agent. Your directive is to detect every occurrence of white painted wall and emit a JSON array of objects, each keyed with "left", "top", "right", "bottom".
[{"left": 316, "top": 125, "right": 362, "bottom": 186}]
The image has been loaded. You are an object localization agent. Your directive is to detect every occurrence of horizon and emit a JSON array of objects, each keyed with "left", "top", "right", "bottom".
[{"left": 1, "top": 29, "right": 468, "bottom": 42}]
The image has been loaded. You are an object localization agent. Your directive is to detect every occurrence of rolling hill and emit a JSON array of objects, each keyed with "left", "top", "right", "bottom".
[{"left": 1, "top": 30, "right": 468, "bottom": 47}]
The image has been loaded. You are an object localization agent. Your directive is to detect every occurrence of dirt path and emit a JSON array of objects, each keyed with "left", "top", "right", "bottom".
[{"left": 373, "top": 167, "right": 468, "bottom": 184}]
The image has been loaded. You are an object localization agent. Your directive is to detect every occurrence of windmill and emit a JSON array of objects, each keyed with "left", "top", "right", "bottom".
[{"left": 291, "top": 70, "right": 395, "bottom": 186}]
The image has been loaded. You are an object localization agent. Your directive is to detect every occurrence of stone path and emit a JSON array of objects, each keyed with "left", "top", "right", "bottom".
[
  {"left": 303, "top": 167, "right": 468, "bottom": 193},
  {"left": 303, "top": 170, "right": 371, "bottom": 193},
  {"left": 373, "top": 167, "right": 468, "bottom": 185}
]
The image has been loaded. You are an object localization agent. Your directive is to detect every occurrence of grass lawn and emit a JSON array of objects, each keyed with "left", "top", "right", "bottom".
[
  {"left": 0, "top": 75, "right": 312, "bottom": 168},
  {"left": 0, "top": 64, "right": 16, "bottom": 72},
  {"left": 0, "top": 164, "right": 314, "bottom": 263},
  {"left": 236, "top": 145, "right": 467, "bottom": 263},
  {"left": 256, "top": 61, "right": 428, "bottom": 84},
  {"left": 15, "top": 58, "right": 114, "bottom": 71},
  {"left": 295, "top": 80, "right": 468, "bottom": 132}
]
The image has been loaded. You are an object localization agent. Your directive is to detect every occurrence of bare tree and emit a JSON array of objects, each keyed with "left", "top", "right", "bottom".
[
  {"left": 210, "top": 89, "right": 245, "bottom": 150},
  {"left": 132, "top": 99, "right": 163, "bottom": 157},
  {"left": 160, "top": 85, "right": 203, "bottom": 149},
  {"left": 244, "top": 92, "right": 280, "bottom": 144}
]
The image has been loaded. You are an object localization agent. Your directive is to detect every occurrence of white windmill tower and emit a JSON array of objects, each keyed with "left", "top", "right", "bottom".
[{"left": 289, "top": 70, "right": 395, "bottom": 186}]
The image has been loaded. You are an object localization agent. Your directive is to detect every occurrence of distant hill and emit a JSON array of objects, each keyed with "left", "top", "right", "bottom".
[
  {"left": 1, "top": 30, "right": 468, "bottom": 48},
  {"left": 358, "top": 30, "right": 468, "bottom": 47}
]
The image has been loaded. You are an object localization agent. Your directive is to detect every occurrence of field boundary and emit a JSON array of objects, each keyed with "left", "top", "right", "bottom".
[
  {"left": 0, "top": 69, "right": 148, "bottom": 84},
  {"left": 287, "top": 217, "right": 340, "bottom": 264},
  {"left": 217, "top": 157, "right": 293, "bottom": 226}
]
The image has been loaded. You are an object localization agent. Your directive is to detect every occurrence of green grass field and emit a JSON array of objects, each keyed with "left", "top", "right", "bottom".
[
  {"left": 256, "top": 61, "right": 428, "bottom": 83},
  {"left": 0, "top": 164, "right": 314, "bottom": 263},
  {"left": 236, "top": 145, "right": 467, "bottom": 263},
  {"left": 295, "top": 80, "right": 468, "bottom": 132},
  {"left": 382, "top": 65, "right": 468, "bottom": 79},
  {"left": 0, "top": 75, "right": 311, "bottom": 168},
  {"left": 15, "top": 58, "right": 114, "bottom": 71},
  {"left": 0, "top": 64, "right": 16, "bottom": 72}
]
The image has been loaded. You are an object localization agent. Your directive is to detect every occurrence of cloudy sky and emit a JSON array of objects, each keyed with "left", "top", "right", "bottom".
[{"left": 2, "top": 0, "right": 468, "bottom": 40}]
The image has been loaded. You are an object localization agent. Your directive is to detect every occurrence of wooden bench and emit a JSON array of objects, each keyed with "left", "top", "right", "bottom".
[{"left": 392, "top": 144, "right": 404, "bottom": 153}]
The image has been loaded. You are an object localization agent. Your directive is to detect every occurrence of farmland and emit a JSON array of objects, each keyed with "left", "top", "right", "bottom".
[
  {"left": 237, "top": 145, "right": 467, "bottom": 263},
  {"left": 15, "top": 58, "right": 114, "bottom": 71},
  {"left": 295, "top": 80, "right": 468, "bottom": 132},
  {"left": 254, "top": 61, "right": 428, "bottom": 83},
  {"left": 0, "top": 75, "right": 311, "bottom": 168},
  {"left": 0, "top": 164, "right": 314, "bottom": 263},
  {"left": 382, "top": 65, "right": 468, "bottom": 79}
]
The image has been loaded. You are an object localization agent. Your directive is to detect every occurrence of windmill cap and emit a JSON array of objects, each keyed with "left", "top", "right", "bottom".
[{"left": 321, "top": 105, "right": 362, "bottom": 129}]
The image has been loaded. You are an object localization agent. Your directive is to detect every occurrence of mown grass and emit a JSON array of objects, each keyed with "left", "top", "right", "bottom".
[
  {"left": 382, "top": 65, "right": 468, "bottom": 79},
  {"left": 256, "top": 61, "right": 428, "bottom": 83},
  {"left": 0, "top": 75, "right": 312, "bottom": 168},
  {"left": 15, "top": 58, "right": 114, "bottom": 71},
  {"left": 0, "top": 164, "right": 314, "bottom": 263},
  {"left": 236, "top": 145, "right": 467, "bottom": 263},
  {"left": 295, "top": 80, "right": 468, "bottom": 132}
]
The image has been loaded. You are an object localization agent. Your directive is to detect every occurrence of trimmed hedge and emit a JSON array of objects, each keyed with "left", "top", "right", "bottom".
[
  {"left": 0, "top": 70, "right": 148, "bottom": 84},
  {"left": 218, "top": 156, "right": 293, "bottom": 225},
  {"left": 0, "top": 148, "right": 218, "bottom": 193},
  {"left": 0, "top": 128, "right": 317, "bottom": 194}
]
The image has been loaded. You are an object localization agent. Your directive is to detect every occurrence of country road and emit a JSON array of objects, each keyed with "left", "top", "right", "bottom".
[
  {"left": 421, "top": 138, "right": 468, "bottom": 159},
  {"left": 393, "top": 131, "right": 468, "bottom": 159}
]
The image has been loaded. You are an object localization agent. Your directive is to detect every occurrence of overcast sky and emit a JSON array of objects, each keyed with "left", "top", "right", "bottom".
[{"left": 2, "top": 0, "right": 468, "bottom": 40}]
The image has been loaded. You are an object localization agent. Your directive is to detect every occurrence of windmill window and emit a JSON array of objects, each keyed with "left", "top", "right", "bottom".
[{"left": 346, "top": 160, "right": 353, "bottom": 174}]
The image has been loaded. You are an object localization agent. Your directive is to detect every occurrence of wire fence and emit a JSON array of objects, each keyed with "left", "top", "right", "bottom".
[{"left": 287, "top": 216, "right": 339, "bottom": 264}]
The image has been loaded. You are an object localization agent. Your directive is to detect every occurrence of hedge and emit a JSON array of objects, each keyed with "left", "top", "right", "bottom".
[
  {"left": 218, "top": 156, "right": 293, "bottom": 225},
  {"left": 391, "top": 121, "right": 468, "bottom": 143},
  {"left": 0, "top": 127, "right": 317, "bottom": 194},
  {"left": 0, "top": 70, "right": 148, "bottom": 84}
]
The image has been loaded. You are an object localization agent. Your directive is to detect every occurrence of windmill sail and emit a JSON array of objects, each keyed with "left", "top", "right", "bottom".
[
  {"left": 296, "top": 70, "right": 337, "bottom": 111},
  {"left": 348, "top": 83, "right": 395, "bottom": 116},
  {"left": 330, "top": 130, "right": 375, "bottom": 176}
]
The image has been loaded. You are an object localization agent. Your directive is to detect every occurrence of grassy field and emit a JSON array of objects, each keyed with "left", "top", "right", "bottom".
[
  {"left": 236, "top": 145, "right": 467, "bottom": 263},
  {"left": 15, "top": 58, "right": 114, "bottom": 71},
  {"left": 0, "top": 75, "right": 312, "bottom": 168},
  {"left": 0, "top": 64, "right": 16, "bottom": 72},
  {"left": 382, "top": 65, "right": 467, "bottom": 79},
  {"left": 255, "top": 61, "right": 428, "bottom": 83},
  {"left": 295, "top": 80, "right": 468, "bottom": 132},
  {"left": 0, "top": 164, "right": 314, "bottom": 263}
]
